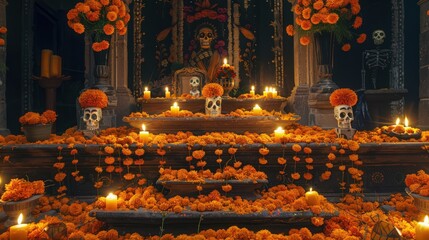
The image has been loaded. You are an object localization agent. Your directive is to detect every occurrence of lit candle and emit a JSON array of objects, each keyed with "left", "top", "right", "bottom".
[
  {"left": 143, "top": 87, "right": 151, "bottom": 100},
  {"left": 305, "top": 188, "right": 320, "bottom": 206},
  {"left": 274, "top": 127, "right": 285, "bottom": 139},
  {"left": 395, "top": 117, "right": 400, "bottom": 126},
  {"left": 404, "top": 116, "right": 409, "bottom": 128},
  {"left": 41, "top": 49, "right": 52, "bottom": 78},
  {"left": 416, "top": 215, "right": 429, "bottom": 240},
  {"left": 222, "top": 58, "right": 230, "bottom": 67},
  {"left": 49, "top": 55, "right": 62, "bottom": 77},
  {"left": 250, "top": 85, "right": 255, "bottom": 96},
  {"left": 267, "top": 87, "right": 273, "bottom": 99},
  {"left": 263, "top": 87, "right": 268, "bottom": 97},
  {"left": 165, "top": 87, "right": 170, "bottom": 98},
  {"left": 105, "top": 192, "right": 118, "bottom": 210},
  {"left": 139, "top": 124, "right": 149, "bottom": 143},
  {"left": 9, "top": 213, "right": 28, "bottom": 240},
  {"left": 252, "top": 104, "right": 262, "bottom": 115},
  {"left": 170, "top": 102, "right": 180, "bottom": 116},
  {"left": 272, "top": 88, "right": 278, "bottom": 98}
]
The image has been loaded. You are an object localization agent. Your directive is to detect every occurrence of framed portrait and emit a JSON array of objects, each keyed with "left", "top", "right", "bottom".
[{"left": 173, "top": 67, "right": 208, "bottom": 97}]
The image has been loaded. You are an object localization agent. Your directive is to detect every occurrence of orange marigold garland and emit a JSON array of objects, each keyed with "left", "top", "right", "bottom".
[
  {"left": 329, "top": 88, "right": 358, "bottom": 107},
  {"left": 78, "top": 89, "right": 109, "bottom": 109},
  {"left": 70, "top": 148, "right": 83, "bottom": 182},
  {"left": 202, "top": 83, "right": 224, "bottom": 98},
  {"left": 303, "top": 146, "right": 313, "bottom": 181},
  {"left": 291, "top": 144, "right": 302, "bottom": 181},
  {"left": 54, "top": 146, "right": 67, "bottom": 197}
]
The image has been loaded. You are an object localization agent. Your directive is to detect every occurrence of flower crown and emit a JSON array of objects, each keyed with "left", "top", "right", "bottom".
[
  {"left": 202, "top": 83, "right": 224, "bottom": 98},
  {"left": 78, "top": 89, "right": 109, "bottom": 109},
  {"left": 329, "top": 88, "right": 358, "bottom": 107}
]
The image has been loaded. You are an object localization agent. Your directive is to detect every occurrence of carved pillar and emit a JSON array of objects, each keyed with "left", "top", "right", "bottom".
[
  {"left": 418, "top": 0, "right": 429, "bottom": 129},
  {"left": 287, "top": 31, "right": 315, "bottom": 125},
  {"left": 111, "top": 33, "right": 135, "bottom": 126},
  {"left": 0, "top": 0, "right": 9, "bottom": 135},
  {"left": 233, "top": 3, "right": 240, "bottom": 88}
]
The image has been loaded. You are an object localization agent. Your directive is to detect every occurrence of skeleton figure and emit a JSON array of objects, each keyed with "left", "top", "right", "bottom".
[
  {"left": 205, "top": 96, "right": 222, "bottom": 116},
  {"left": 361, "top": 29, "right": 392, "bottom": 89},
  {"left": 189, "top": 76, "right": 201, "bottom": 97},
  {"left": 189, "top": 23, "right": 222, "bottom": 82},
  {"left": 83, "top": 107, "right": 102, "bottom": 131},
  {"left": 334, "top": 105, "right": 356, "bottom": 139}
]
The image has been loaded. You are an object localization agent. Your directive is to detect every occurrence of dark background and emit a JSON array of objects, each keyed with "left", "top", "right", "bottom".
[{"left": 4, "top": 0, "right": 420, "bottom": 134}]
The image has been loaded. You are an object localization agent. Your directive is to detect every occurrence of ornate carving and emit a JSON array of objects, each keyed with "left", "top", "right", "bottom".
[
  {"left": 272, "top": 0, "right": 284, "bottom": 89},
  {"left": 22, "top": 0, "right": 34, "bottom": 113},
  {"left": 172, "top": 67, "right": 207, "bottom": 97},
  {"left": 133, "top": 0, "right": 145, "bottom": 99}
]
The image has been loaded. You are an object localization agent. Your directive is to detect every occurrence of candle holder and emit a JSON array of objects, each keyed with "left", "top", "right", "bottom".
[
  {"left": 381, "top": 126, "right": 422, "bottom": 140},
  {"left": 32, "top": 75, "right": 71, "bottom": 110},
  {"left": 0, "top": 194, "right": 42, "bottom": 227}
]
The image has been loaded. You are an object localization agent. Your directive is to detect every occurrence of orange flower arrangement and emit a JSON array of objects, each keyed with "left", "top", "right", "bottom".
[
  {"left": 19, "top": 110, "right": 57, "bottom": 125},
  {"left": 202, "top": 83, "right": 224, "bottom": 98},
  {"left": 405, "top": 170, "right": 429, "bottom": 196},
  {"left": 1, "top": 178, "right": 44, "bottom": 201},
  {"left": 78, "top": 89, "right": 109, "bottom": 108},
  {"left": 286, "top": 0, "right": 365, "bottom": 47},
  {"left": 67, "top": 0, "right": 130, "bottom": 52},
  {"left": 329, "top": 88, "right": 358, "bottom": 107}
]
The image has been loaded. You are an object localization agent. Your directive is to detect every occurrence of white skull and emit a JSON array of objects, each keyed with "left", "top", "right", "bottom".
[
  {"left": 190, "top": 77, "right": 200, "bottom": 88},
  {"left": 205, "top": 96, "right": 222, "bottom": 116},
  {"left": 334, "top": 105, "right": 354, "bottom": 129},
  {"left": 372, "top": 30, "right": 385, "bottom": 45},
  {"left": 83, "top": 107, "right": 102, "bottom": 131},
  {"left": 198, "top": 27, "right": 214, "bottom": 49}
]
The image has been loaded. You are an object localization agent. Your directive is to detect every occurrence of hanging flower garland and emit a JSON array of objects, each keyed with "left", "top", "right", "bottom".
[
  {"left": 70, "top": 147, "right": 83, "bottom": 182},
  {"left": 54, "top": 146, "right": 67, "bottom": 197},
  {"left": 291, "top": 144, "right": 302, "bottom": 181}
]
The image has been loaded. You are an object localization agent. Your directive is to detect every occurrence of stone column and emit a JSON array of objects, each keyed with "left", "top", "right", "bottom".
[
  {"left": 418, "top": 0, "right": 429, "bottom": 129},
  {"left": 111, "top": 33, "right": 135, "bottom": 126},
  {"left": 287, "top": 30, "right": 316, "bottom": 125},
  {"left": 0, "top": 0, "right": 10, "bottom": 135}
]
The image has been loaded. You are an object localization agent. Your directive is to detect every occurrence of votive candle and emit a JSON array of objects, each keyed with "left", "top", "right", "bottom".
[
  {"left": 139, "top": 124, "right": 149, "bottom": 143},
  {"left": 263, "top": 87, "right": 268, "bottom": 97},
  {"left": 165, "top": 87, "right": 170, "bottom": 98},
  {"left": 305, "top": 188, "right": 320, "bottom": 206},
  {"left": 252, "top": 104, "right": 262, "bottom": 115},
  {"left": 143, "top": 87, "right": 151, "bottom": 100},
  {"left": 272, "top": 88, "right": 278, "bottom": 98},
  {"left": 105, "top": 192, "right": 118, "bottom": 210},
  {"left": 274, "top": 127, "right": 285, "bottom": 139},
  {"left": 171, "top": 102, "right": 180, "bottom": 116},
  {"left": 416, "top": 215, "right": 429, "bottom": 240},
  {"left": 9, "top": 213, "right": 28, "bottom": 240},
  {"left": 250, "top": 85, "right": 255, "bottom": 96},
  {"left": 267, "top": 87, "right": 273, "bottom": 98}
]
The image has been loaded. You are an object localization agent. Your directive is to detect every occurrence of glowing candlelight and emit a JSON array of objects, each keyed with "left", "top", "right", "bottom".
[
  {"left": 404, "top": 116, "right": 409, "bottom": 128},
  {"left": 274, "top": 127, "right": 285, "bottom": 139},
  {"left": 252, "top": 104, "right": 262, "bottom": 115},
  {"left": 105, "top": 193, "right": 118, "bottom": 210},
  {"left": 143, "top": 87, "right": 151, "bottom": 100},
  {"left": 9, "top": 213, "right": 28, "bottom": 240},
  {"left": 416, "top": 215, "right": 429, "bottom": 240},
  {"left": 263, "top": 87, "right": 268, "bottom": 97},
  {"left": 165, "top": 87, "right": 170, "bottom": 98},
  {"left": 272, "top": 88, "right": 278, "bottom": 98},
  {"left": 139, "top": 124, "right": 149, "bottom": 143},
  {"left": 250, "top": 85, "right": 255, "bottom": 96},
  {"left": 223, "top": 58, "right": 229, "bottom": 67},
  {"left": 395, "top": 117, "right": 400, "bottom": 126},
  {"left": 267, "top": 87, "right": 273, "bottom": 98},
  {"left": 305, "top": 188, "right": 320, "bottom": 206},
  {"left": 170, "top": 102, "right": 180, "bottom": 116}
]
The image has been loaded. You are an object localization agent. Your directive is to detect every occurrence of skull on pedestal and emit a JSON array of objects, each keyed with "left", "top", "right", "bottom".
[
  {"left": 205, "top": 96, "right": 222, "bottom": 116},
  {"left": 334, "top": 105, "right": 354, "bottom": 129},
  {"left": 83, "top": 107, "right": 102, "bottom": 131},
  {"left": 189, "top": 76, "right": 201, "bottom": 97}
]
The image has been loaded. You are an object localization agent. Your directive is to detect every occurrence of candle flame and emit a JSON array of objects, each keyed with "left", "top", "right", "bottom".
[
  {"left": 276, "top": 127, "right": 283, "bottom": 131},
  {"left": 395, "top": 118, "right": 400, "bottom": 126},
  {"left": 254, "top": 104, "right": 260, "bottom": 109},
  {"left": 425, "top": 215, "right": 429, "bottom": 224},
  {"left": 251, "top": 85, "right": 255, "bottom": 91},
  {"left": 265, "top": 87, "right": 268, "bottom": 91},
  {"left": 165, "top": 87, "right": 169, "bottom": 92},
  {"left": 309, "top": 188, "right": 312, "bottom": 192},
  {"left": 107, "top": 192, "right": 116, "bottom": 199},
  {"left": 17, "top": 213, "right": 23, "bottom": 225},
  {"left": 173, "top": 102, "right": 178, "bottom": 107},
  {"left": 145, "top": 87, "right": 148, "bottom": 91},
  {"left": 223, "top": 58, "right": 227, "bottom": 65},
  {"left": 141, "top": 124, "right": 146, "bottom": 131},
  {"left": 404, "top": 117, "right": 409, "bottom": 127}
]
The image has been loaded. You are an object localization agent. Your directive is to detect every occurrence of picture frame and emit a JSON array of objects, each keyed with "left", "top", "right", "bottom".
[{"left": 172, "top": 67, "right": 208, "bottom": 97}]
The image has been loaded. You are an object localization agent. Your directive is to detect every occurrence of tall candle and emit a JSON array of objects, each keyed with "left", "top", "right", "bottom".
[
  {"left": 250, "top": 85, "right": 255, "bottom": 96},
  {"left": 105, "top": 192, "right": 118, "bottom": 210},
  {"left": 49, "top": 55, "right": 62, "bottom": 77},
  {"left": 416, "top": 215, "right": 429, "bottom": 240},
  {"left": 263, "top": 87, "right": 268, "bottom": 97},
  {"left": 305, "top": 188, "right": 320, "bottom": 206},
  {"left": 143, "top": 87, "right": 151, "bottom": 100},
  {"left": 272, "top": 88, "right": 278, "bottom": 98},
  {"left": 9, "top": 213, "right": 28, "bottom": 240},
  {"left": 171, "top": 102, "right": 180, "bottom": 116},
  {"left": 267, "top": 87, "right": 273, "bottom": 98},
  {"left": 274, "top": 127, "right": 285, "bottom": 139},
  {"left": 252, "top": 104, "right": 262, "bottom": 115},
  {"left": 41, "top": 49, "right": 52, "bottom": 78},
  {"left": 139, "top": 124, "right": 149, "bottom": 143},
  {"left": 165, "top": 87, "right": 171, "bottom": 98}
]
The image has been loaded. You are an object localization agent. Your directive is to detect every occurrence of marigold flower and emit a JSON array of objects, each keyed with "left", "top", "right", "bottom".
[
  {"left": 107, "top": 11, "right": 118, "bottom": 21},
  {"left": 302, "top": 8, "right": 312, "bottom": 20},
  {"left": 326, "top": 13, "right": 339, "bottom": 24},
  {"left": 353, "top": 16, "right": 363, "bottom": 29},
  {"left": 42, "top": 110, "right": 57, "bottom": 123},
  {"left": 233, "top": 161, "right": 242, "bottom": 168},
  {"left": 349, "top": 154, "right": 359, "bottom": 161},
  {"left": 326, "top": 162, "right": 334, "bottom": 168},
  {"left": 328, "top": 152, "right": 336, "bottom": 161},
  {"left": 196, "top": 185, "right": 203, "bottom": 192},
  {"left": 286, "top": 25, "right": 294, "bottom": 36},
  {"left": 303, "top": 172, "right": 313, "bottom": 180},
  {"left": 157, "top": 148, "right": 166, "bottom": 156},
  {"left": 339, "top": 165, "right": 346, "bottom": 171},
  {"left": 292, "top": 144, "right": 302, "bottom": 152},
  {"left": 192, "top": 150, "right": 206, "bottom": 160},
  {"left": 55, "top": 172, "right": 67, "bottom": 182},
  {"left": 53, "top": 162, "right": 65, "bottom": 170},
  {"left": 115, "top": 20, "right": 125, "bottom": 30},
  {"left": 341, "top": 43, "right": 351, "bottom": 52},
  {"left": 71, "top": 159, "right": 79, "bottom": 164},
  {"left": 76, "top": 3, "right": 90, "bottom": 13},
  {"left": 202, "top": 83, "right": 224, "bottom": 98},
  {"left": 123, "top": 157, "right": 133, "bottom": 166},
  {"left": 277, "top": 157, "right": 287, "bottom": 165},
  {"left": 118, "top": 26, "right": 127, "bottom": 36},
  {"left": 78, "top": 89, "right": 108, "bottom": 108},
  {"left": 95, "top": 166, "right": 103, "bottom": 173},
  {"left": 108, "top": 5, "right": 119, "bottom": 13},
  {"left": 300, "top": 20, "right": 312, "bottom": 31},
  {"left": 222, "top": 184, "right": 232, "bottom": 192},
  {"left": 100, "top": 0, "right": 110, "bottom": 6},
  {"left": 348, "top": 140, "right": 360, "bottom": 151},
  {"left": 69, "top": 203, "right": 83, "bottom": 216},
  {"left": 67, "top": 9, "right": 79, "bottom": 20},
  {"left": 0, "top": 38, "right": 4, "bottom": 46},
  {"left": 291, "top": 172, "right": 301, "bottom": 180},
  {"left": 228, "top": 147, "right": 237, "bottom": 155},
  {"left": 72, "top": 23, "right": 85, "bottom": 34},
  {"left": 0, "top": 26, "right": 7, "bottom": 34},
  {"left": 216, "top": 158, "right": 222, "bottom": 164},
  {"left": 313, "top": 0, "right": 324, "bottom": 10},
  {"left": 311, "top": 14, "right": 322, "bottom": 25},
  {"left": 138, "top": 178, "right": 147, "bottom": 185},
  {"left": 259, "top": 147, "right": 269, "bottom": 156},
  {"left": 122, "top": 148, "right": 132, "bottom": 156},
  {"left": 356, "top": 33, "right": 366, "bottom": 44},
  {"left": 329, "top": 88, "right": 358, "bottom": 107},
  {"left": 104, "top": 146, "right": 114, "bottom": 154},
  {"left": 124, "top": 173, "right": 135, "bottom": 180},
  {"left": 305, "top": 157, "right": 313, "bottom": 164},
  {"left": 103, "top": 24, "right": 115, "bottom": 35}
]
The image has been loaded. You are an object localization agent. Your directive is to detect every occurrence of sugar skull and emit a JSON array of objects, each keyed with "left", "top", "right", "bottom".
[
  {"left": 198, "top": 27, "right": 214, "bottom": 49},
  {"left": 334, "top": 105, "right": 354, "bottom": 129},
  {"left": 83, "top": 107, "right": 102, "bottom": 130},
  {"left": 205, "top": 96, "right": 222, "bottom": 116},
  {"left": 189, "top": 76, "right": 201, "bottom": 97}
]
